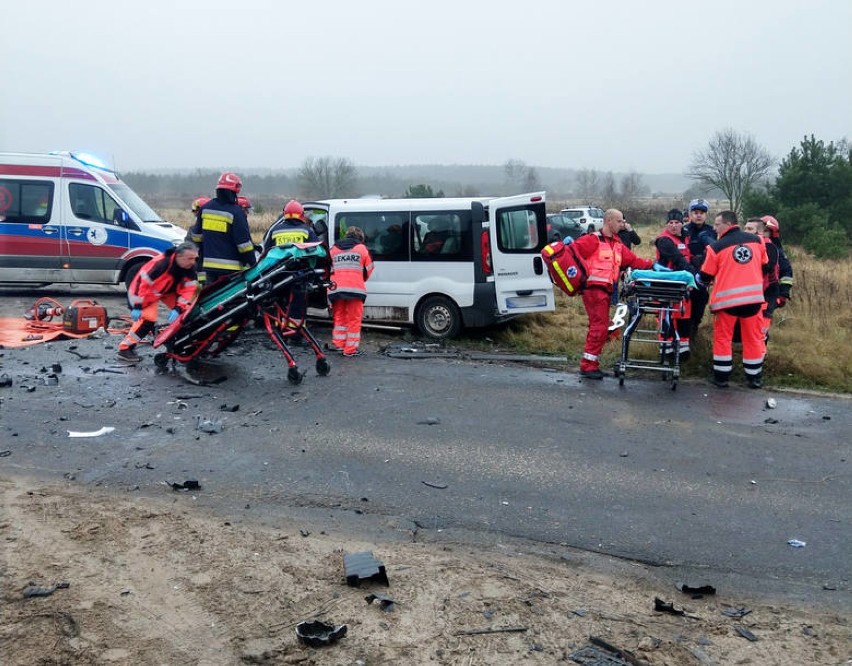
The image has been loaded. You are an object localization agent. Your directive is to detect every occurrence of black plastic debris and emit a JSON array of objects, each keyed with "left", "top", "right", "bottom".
[
  {"left": 654, "top": 597, "right": 686, "bottom": 616},
  {"left": 422, "top": 480, "right": 448, "bottom": 489},
  {"left": 170, "top": 480, "right": 200, "bottom": 491},
  {"left": 0, "top": 450, "right": 11, "bottom": 458},
  {"left": 344, "top": 551, "right": 389, "bottom": 587},
  {"left": 295, "top": 620, "right": 347, "bottom": 647},
  {"left": 365, "top": 592, "right": 396, "bottom": 611},
  {"left": 219, "top": 403, "right": 240, "bottom": 412},
  {"left": 676, "top": 582, "right": 716, "bottom": 598},
  {"left": 734, "top": 625, "right": 758, "bottom": 642},
  {"left": 0, "top": 374, "right": 13, "bottom": 388},
  {"left": 23, "top": 581, "right": 70, "bottom": 598},
  {"left": 721, "top": 606, "right": 752, "bottom": 618}
]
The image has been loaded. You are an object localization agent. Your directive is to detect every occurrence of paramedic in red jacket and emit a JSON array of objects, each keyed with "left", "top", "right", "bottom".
[
  {"left": 572, "top": 209, "right": 654, "bottom": 379},
  {"left": 329, "top": 226, "right": 374, "bottom": 357},
  {"left": 699, "top": 211, "right": 769, "bottom": 389},
  {"left": 117, "top": 242, "right": 199, "bottom": 364}
]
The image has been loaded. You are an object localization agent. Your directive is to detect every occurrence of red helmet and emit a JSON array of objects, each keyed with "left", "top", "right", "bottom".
[
  {"left": 191, "top": 196, "right": 210, "bottom": 213},
  {"left": 237, "top": 195, "right": 252, "bottom": 212},
  {"left": 283, "top": 199, "right": 305, "bottom": 221},
  {"left": 216, "top": 172, "right": 242, "bottom": 193},
  {"left": 761, "top": 215, "right": 780, "bottom": 237}
]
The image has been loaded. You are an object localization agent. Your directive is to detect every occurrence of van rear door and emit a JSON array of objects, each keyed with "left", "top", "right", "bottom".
[{"left": 488, "top": 192, "right": 555, "bottom": 315}]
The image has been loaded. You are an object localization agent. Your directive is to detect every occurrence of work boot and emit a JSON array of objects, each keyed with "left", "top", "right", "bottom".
[
  {"left": 580, "top": 368, "right": 605, "bottom": 380},
  {"left": 747, "top": 373, "right": 763, "bottom": 389},
  {"left": 116, "top": 348, "right": 141, "bottom": 364}
]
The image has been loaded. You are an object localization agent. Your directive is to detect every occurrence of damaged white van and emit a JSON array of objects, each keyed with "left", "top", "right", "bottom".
[
  {"left": 0, "top": 151, "right": 186, "bottom": 288},
  {"left": 303, "top": 192, "right": 556, "bottom": 339}
]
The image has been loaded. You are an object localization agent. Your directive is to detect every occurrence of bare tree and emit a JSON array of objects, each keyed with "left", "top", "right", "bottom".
[
  {"left": 619, "top": 171, "right": 644, "bottom": 203},
  {"left": 687, "top": 129, "right": 773, "bottom": 214},
  {"left": 574, "top": 168, "right": 600, "bottom": 200},
  {"left": 297, "top": 156, "right": 358, "bottom": 199},
  {"left": 601, "top": 171, "right": 618, "bottom": 203},
  {"left": 503, "top": 158, "right": 540, "bottom": 194},
  {"left": 522, "top": 166, "right": 541, "bottom": 192}
]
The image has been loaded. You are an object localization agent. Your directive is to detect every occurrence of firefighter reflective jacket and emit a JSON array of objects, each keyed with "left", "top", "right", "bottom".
[
  {"left": 128, "top": 247, "right": 197, "bottom": 310},
  {"left": 573, "top": 232, "right": 653, "bottom": 291},
  {"left": 329, "top": 238, "right": 373, "bottom": 302},
  {"left": 190, "top": 198, "right": 256, "bottom": 273},
  {"left": 700, "top": 226, "right": 768, "bottom": 312},
  {"left": 261, "top": 218, "right": 318, "bottom": 251}
]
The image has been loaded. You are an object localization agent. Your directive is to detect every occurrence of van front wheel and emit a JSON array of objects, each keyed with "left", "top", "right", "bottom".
[
  {"left": 415, "top": 296, "right": 461, "bottom": 340},
  {"left": 123, "top": 261, "right": 145, "bottom": 291}
]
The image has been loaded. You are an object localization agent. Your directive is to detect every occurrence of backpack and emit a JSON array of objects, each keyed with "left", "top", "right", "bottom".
[{"left": 541, "top": 239, "right": 587, "bottom": 296}]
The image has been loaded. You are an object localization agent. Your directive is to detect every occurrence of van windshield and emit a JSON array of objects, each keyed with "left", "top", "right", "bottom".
[{"left": 111, "top": 183, "right": 164, "bottom": 223}]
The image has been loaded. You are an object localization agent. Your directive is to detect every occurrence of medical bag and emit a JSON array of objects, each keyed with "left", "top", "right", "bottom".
[
  {"left": 63, "top": 299, "right": 108, "bottom": 333},
  {"left": 541, "top": 240, "right": 587, "bottom": 296}
]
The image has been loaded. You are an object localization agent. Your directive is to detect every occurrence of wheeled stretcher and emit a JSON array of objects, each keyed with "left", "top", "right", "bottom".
[
  {"left": 613, "top": 270, "right": 695, "bottom": 391},
  {"left": 153, "top": 243, "right": 332, "bottom": 385}
]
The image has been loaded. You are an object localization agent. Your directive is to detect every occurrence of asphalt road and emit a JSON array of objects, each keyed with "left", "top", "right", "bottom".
[{"left": 1, "top": 285, "right": 850, "bottom": 611}]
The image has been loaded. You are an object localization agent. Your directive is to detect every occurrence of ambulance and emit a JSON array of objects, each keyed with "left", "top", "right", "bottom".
[
  {"left": 304, "top": 192, "right": 556, "bottom": 339},
  {"left": 0, "top": 151, "right": 186, "bottom": 288}
]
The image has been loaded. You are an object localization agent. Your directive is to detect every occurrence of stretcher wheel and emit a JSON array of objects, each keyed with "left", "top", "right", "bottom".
[
  {"left": 316, "top": 358, "right": 331, "bottom": 376},
  {"left": 287, "top": 367, "right": 303, "bottom": 385},
  {"left": 154, "top": 353, "right": 169, "bottom": 369}
]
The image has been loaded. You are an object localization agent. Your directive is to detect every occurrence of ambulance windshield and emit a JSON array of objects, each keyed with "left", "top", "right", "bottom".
[{"left": 111, "top": 183, "right": 164, "bottom": 223}]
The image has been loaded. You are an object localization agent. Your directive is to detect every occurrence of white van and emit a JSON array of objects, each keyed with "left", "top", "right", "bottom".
[
  {"left": 303, "top": 192, "right": 556, "bottom": 339},
  {"left": 0, "top": 151, "right": 186, "bottom": 288}
]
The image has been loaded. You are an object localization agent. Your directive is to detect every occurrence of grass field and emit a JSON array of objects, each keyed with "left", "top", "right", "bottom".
[{"left": 163, "top": 208, "right": 851, "bottom": 393}]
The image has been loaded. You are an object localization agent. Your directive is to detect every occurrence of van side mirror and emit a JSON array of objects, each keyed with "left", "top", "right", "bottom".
[{"left": 113, "top": 209, "right": 131, "bottom": 227}]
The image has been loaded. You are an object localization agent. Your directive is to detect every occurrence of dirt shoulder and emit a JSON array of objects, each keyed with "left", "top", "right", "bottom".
[{"left": 1, "top": 476, "right": 848, "bottom": 665}]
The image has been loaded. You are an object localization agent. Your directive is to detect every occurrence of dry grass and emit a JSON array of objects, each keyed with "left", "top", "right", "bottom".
[{"left": 159, "top": 209, "right": 851, "bottom": 393}]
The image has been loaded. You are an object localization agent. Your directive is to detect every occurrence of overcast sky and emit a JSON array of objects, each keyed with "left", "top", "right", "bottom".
[{"left": 2, "top": 0, "right": 849, "bottom": 175}]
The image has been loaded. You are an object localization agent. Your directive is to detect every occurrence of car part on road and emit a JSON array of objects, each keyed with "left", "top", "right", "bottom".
[
  {"left": 67, "top": 426, "right": 115, "bottom": 438},
  {"left": 344, "top": 551, "right": 389, "bottom": 587},
  {"left": 295, "top": 620, "right": 347, "bottom": 647}
]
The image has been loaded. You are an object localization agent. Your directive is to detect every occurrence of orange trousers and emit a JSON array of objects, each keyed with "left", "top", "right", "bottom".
[{"left": 331, "top": 298, "right": 365, "bottom": 354}]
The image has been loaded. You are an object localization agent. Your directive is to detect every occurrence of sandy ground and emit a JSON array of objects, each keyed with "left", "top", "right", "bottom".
[{"left": 1, "top": 476, "right": 849, "bottom": 666}]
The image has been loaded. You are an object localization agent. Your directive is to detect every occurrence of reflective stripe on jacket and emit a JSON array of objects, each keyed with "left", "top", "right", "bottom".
[
  {"left": 329, "top": 238, "right": 373, "bottom": 302},
  {"left": 700, "top": 227, "right": 768, "bottom": 312},
  {"left": 128, "top": 248, "right": 197, "bottom": 309},
  {"left": 261, "top": 218, "right": 318, "bottom": 252},
  {"left": 190, "top": 199, "right": 256, "bottom": 272}
]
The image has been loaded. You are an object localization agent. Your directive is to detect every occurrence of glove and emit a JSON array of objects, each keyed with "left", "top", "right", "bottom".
[
  {"left": 167, "top": 308, "right": 180, "bottom": 324},
  {"left": 130, "top": 308, "right": 141, "bottom": 322},
  {"left": 652, "top": 262, "right": 672, "bottom": 272},
  {"left": 562, "top": 235, "right": 575, "bottom": 245},
  {"left": 776, "top": 296, "right": 788, "bottom": 308}
]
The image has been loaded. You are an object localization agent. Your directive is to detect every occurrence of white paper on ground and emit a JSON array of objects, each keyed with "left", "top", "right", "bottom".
[{"left": 67, "top": 427, "right": 116, "bottom": 438}]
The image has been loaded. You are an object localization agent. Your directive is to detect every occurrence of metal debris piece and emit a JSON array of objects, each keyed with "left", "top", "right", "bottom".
[
  {"left": 170, "top": 480, "right": 200, "bottom": 491},
  {"left": 67, "top": 426, "right": 115, "bottom": 438},
  {"left": 676, "top": 582, "right": 716, "bottom": 597},
  {"left": 734, "top": 625, "right": 758, "bottom": 642},
  {"left": 787, "top": 539, "right": 806, "bottom": 548},
  {"left": 721, "top": 606, "right": 752, "bottom": 618},
  {"left": 365, "top": 592, "right": 396, "bottom": 611},
  {"left": 422, "top": 480, "right": 448, "bottom": 489},
  {"left": 654, "top": 597, "right": 686, "bottom": 616}
]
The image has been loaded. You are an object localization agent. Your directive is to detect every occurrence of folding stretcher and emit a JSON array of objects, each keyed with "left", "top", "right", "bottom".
[
  {"left": 153, "top": 243, "right": 332, "bottom": 385},
  {"left": 613, "top": 270, "right": 695, "bottom": 391}
]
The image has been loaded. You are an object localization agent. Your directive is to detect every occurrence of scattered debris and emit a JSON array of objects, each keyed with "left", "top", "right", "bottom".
[
  {"left": 455, "top": 625, "right": 528, "bottom": 637},
  {"left": 787, "top": 539, "right": 806, "bottom": 548},
  {"left": 22, "top": 581, "right": 70, "bottom": 598},
  {"left": 676, "top": 582, "right": 716, "bottom": 597},
  {"left": 721, "top": 606, "right": 752, "bottom": 618},
  {"left": 196, "top": 416, "right": 223, "bottom": 434},
  {"left": 365, "top": 592, "right": 396, "bottom": 611},
  {"left": 0, "top": 450, "right": 11, "bottom": 457},
  {"left": 417, "top": 417, "right": 441, "bottom": 425},
  {"left": 0, "top": 374, "right": 12, "bottom": 388},
  {"left": 169, "top": 480, "right": 200, "bottom": 492},
  {"left": 295, "top": 620, "right": 347, "bottom": 647},
  {"left": 569, "top": 644, "right": 632, "bottom": 666},
  {"left": 219, "top": 403, "right": 240, "bottom": 412},
  {"left": 344, "top": 551, "right": 389, "bottom": 587},
  {"left": 67, "top": 426, "right": 115, "bottom": 438},
  {"left": 766, "top": 398, "right": 777, "bottom": 409},
  {"left": 654, "top": 597, "right": 688, "bottom": 617},
  {"left": 422, "top": 480, "right": 448, "bottom": 490},
  {"left": 764, "top": 417, "right": 780, "bottom": 424},
  {"left": 734, "top": 625, "right": 758, "bottom": 642}
]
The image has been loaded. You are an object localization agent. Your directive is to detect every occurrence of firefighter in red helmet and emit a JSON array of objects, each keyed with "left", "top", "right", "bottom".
[
  {"left": 760, "top": 215, "right": 794, "bottom": 308},
  {"left": 189, "top": 172, "right": 256, "bottom": 283}
]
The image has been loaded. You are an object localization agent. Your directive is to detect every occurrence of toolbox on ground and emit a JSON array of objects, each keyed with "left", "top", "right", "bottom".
[{"left": 63, "top": 299, "right": 108, "bottom": 333}]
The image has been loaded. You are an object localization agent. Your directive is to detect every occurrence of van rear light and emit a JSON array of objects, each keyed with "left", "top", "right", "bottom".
[
  {"left": 480, "top": 231, "right": 492, "bottom": 275},
  {"left": 529, "top": 195, "right": 542, "bottom": 202}
]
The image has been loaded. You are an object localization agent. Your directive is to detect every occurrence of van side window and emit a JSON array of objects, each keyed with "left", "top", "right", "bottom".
[
  {"left": 0, "top": 179, "right": 54, "bottom": 223},
  {"left": 336, "top": 211, "right": 410, "bottom": 261},
  {"left": 496, "top": 207, "right": 541, "bottom": 252},
  {"left": 412, "top": 211, "right": 471, "bottom": 261},
  {"left": 69, "top": 183, "right": 124, "bottom": 226}
]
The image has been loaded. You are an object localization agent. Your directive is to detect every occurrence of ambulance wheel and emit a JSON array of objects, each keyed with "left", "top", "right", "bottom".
[
  {"left": 154, "top": 353, "right": 169, "bottom": 369},
  {"left": 415, "top": 296, "right": 461, "bottom": 340},
  {"left": 123, "top": 261, "right": 144, "bottom": 291},
  {"left": 287, "top": 366, "right": 303, "bottom": 385},
  {"left": 316, "top": 358, "right": 331, "bottom": 376}
]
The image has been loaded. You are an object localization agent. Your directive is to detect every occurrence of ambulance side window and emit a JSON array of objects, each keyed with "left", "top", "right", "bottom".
[
  {"left": 0, "top": 179, "right": 54, "bottom": 223},
  {"left": 69, "top": 183, "right": 124, "bottom": 226}
]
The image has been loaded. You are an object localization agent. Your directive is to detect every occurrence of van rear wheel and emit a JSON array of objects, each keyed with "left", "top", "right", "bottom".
[{"left": 415, "top": 296, "right": 461, "bottom": 340}]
